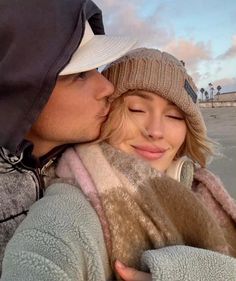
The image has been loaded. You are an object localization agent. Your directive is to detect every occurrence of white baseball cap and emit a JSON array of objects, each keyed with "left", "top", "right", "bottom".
[{"left": 59, "top": 21, "right": 137, "bottom": 76}]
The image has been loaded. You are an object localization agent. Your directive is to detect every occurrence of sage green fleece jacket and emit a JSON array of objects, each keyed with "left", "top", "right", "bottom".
[{"left": 1, "top": 183, "right": 236, "bottom": 281}]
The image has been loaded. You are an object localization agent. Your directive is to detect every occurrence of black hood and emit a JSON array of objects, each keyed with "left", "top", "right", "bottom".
[{"left": 0, "top": 0, "right": 104, "bottom": 155}]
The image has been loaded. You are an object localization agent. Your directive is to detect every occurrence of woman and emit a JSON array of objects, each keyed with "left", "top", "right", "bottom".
[{"left": 2, "top": 48, "right": 236, "bottom": 281}]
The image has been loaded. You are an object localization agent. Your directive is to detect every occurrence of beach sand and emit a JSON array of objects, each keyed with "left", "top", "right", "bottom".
[{"left": 201, "top": 107, "right": 236, "bottom": 198}]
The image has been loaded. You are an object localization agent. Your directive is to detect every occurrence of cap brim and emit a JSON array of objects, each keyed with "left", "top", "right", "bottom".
[{"left": 59, "top": 35, "right": 136, "bottom": 76}]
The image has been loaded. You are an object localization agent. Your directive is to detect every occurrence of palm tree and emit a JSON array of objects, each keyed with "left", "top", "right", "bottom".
[
  {"left": 208, "top": 83, "right": 214, "bottom": 107},
  {"left": 217, "top": 85, "right": 222, "bottom": 93},
  {"left": 208, "top": 83, "right": 214, "bottom": 99},
  {"left": 216, "top": 85, "right": 222, "bottom": 101},
  {"left": 200, "top": 88, "right": 205, "bottom": 101}
]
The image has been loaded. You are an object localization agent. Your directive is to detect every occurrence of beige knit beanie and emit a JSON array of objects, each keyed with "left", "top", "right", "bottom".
[{"left": 102, "top": 47, "right": 206, "bottom": 135}]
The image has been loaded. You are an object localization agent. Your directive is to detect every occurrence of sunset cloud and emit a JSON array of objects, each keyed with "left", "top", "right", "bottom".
[
  {"left": 164, "top": 39, "right": 212, "bottom": 68},
  {"left": 217, "top": 35, "right": 236, "bottom": 59},
  {"left": 96, "top": 0, "right": 235, "bottom": 92},
  {"left": 161, "top": 39, "right": 213, "bottom": 85},
  {"left": 96, "top": 0, "right": 173, "bottom": 46},
  {"left": 212, "top": 77, "right": 236, "bottom": 93}
]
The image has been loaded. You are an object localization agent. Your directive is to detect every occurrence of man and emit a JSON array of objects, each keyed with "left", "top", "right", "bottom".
[{"left": 0, "top": 0, "right": 135, "bottom": 272}]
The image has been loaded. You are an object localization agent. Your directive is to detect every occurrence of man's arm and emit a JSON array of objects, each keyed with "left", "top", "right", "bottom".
[
  {"left": 1, "top": 184, "right": 111, "bottom": 281},
  {"left": 141, "top": 245, "right": 236, "bottom": 281},
  {"left": 115, "top": 246, "right": 236, "bottom": 281}
]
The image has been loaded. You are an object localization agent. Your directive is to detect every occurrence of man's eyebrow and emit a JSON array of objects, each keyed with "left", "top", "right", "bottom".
[{"left": 125, "top": 91, "right": 154, "bottom": 101}]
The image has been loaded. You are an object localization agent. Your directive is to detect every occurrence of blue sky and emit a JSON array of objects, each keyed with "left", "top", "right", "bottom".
[{"left": 96, "top": 0, "right": 236, "bottom": 93}]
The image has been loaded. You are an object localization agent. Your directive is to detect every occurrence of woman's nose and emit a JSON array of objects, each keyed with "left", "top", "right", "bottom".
[
  {"left": 146, "top": 118, "right": 164, "bottom": 140},
  {"left": 96, "top": 73, "right": 114, "bottom": 100}
]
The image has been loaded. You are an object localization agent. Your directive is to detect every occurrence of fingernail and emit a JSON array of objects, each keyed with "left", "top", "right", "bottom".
[{"left": 116, "top": 260, "right": 125, "bottom": 269}]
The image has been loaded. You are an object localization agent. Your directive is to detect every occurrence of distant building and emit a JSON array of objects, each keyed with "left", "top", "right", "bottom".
[{"left": 214, "top": 91, "right": 236, "bottom": 102}]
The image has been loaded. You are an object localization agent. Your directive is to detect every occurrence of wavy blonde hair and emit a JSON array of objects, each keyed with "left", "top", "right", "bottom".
[{"left": 100, "top": 92, "right": 217, "bottom": 168}]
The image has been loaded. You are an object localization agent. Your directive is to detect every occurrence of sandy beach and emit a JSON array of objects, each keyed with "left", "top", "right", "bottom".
[{"left": 201, "top": 107, "right": 236, "bottom": 198}]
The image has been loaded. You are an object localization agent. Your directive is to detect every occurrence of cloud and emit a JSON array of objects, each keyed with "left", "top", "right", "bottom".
[
  {"left": 212, "top": 77, "right": 236, "bottom": 93},
  {"left": 96, "top": 0, "right": 235, "bottom": 92},
  {"left": 98, "top": 2, "right": 213, "bottom": 68},
  {"left": 161, "top": 39, "right": 213, "bottom": 85},
  {"left": 163, "top": 39, "right": 212, "bottom": 70},
  {"left": 190, "top": 71, "right": 202, "bottom": 84},
  {"left": 96, "top": 0, "right": 173, "bottom": 46},
  {"left": 217, "top": 35, "right": 236, "bottom": 59}
]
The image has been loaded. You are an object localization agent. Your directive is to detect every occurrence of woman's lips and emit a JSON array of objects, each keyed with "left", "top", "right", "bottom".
[{"left": 132, "top": 145, "right": 166, "bottom": 160}]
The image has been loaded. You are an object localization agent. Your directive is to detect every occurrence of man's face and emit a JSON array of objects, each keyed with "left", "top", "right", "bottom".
[{"left": 27, "top": 69, "right": 114, "bottom": 156}]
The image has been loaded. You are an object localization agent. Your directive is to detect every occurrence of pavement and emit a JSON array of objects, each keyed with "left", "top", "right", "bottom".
[{"left": 201, "top": 107, "right": 236, "bottom": 198}]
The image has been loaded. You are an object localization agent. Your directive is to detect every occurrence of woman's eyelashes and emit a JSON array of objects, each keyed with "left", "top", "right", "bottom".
[
  {"left": 168, "top": 116, "right": 184, "bottom": 120},
  {"left": 165, "top": 113, "right": 184, "bottom": 120},
  {"left": 128, "top": 107, "right": 145, "bottom": 113}
]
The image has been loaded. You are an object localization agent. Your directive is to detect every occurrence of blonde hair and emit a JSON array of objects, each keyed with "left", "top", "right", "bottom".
[
  {"left": 176, "top": 118, "right": 217, "bottom": 167},
  {"left": 100, "top": 94, "right": 138, "bottom": 145},
  {"left": 100, "top": 93, "right": 217, "bottom": 168}
]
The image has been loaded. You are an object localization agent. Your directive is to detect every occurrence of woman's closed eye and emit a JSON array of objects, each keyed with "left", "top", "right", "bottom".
[
  {"left": 167, "top": 115, "right": 184, "bottom": 120},
  {"left": 166, "top": 112, "right": 184, "bottom": 120},
  {"left": 128, "top": 108, "right": 145, "bottom": 113},
  {"left": 165, "top": 107, "right": 185, "bottom": 120}
]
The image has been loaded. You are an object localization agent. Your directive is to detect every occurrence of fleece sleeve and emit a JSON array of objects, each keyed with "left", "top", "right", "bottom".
[
  {"left": 141, "top": 245, "right": 236, "bottom": 281},
  {"left": 1, "top": 183, "right": 111, "bottom": 281}
]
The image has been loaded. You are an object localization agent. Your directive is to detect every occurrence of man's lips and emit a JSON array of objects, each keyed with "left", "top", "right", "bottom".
[
  {"left": 98, "top": 112, "right": 109, "bottom": 119},
  {"left": 99, "top": 107, "right": 110, "bottom": 118},
  {"left": 131, "top": 145, "right": 167, "bottom": 160}
]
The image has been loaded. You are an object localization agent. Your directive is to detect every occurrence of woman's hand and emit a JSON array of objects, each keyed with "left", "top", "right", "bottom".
[{"left": 115, "top": 260, "right": 152, "bottom": 281}]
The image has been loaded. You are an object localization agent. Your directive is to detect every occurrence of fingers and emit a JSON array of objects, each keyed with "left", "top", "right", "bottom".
[{"left": 115, "top": 260, "right": 152, "bottom": 281}]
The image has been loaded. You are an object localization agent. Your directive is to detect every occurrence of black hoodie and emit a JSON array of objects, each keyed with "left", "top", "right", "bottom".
[{"left": 0, "top": 0, "right": 104, "bottom": 156}]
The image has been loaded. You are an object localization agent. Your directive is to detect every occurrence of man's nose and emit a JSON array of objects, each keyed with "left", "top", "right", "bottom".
[
  {"left": 96, "top": 73, "right": 114, "bottom": 100},
  {"left": 145, "top": 118, "right": 164, "bottom": 140}
]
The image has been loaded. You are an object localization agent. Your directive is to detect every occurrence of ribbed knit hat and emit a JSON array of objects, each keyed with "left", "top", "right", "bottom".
[{"left": 102, "top": 48, "right": 206, "bottom": 135}]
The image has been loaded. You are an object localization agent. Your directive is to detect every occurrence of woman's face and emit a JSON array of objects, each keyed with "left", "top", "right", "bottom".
[{"left": 111, "top": 90, "right": 187, "bottom": 172}]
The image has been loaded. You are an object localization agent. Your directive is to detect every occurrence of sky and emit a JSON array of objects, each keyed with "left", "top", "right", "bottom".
[{"left": 96, "top": 0, "right": 236, "bottom": 94}]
